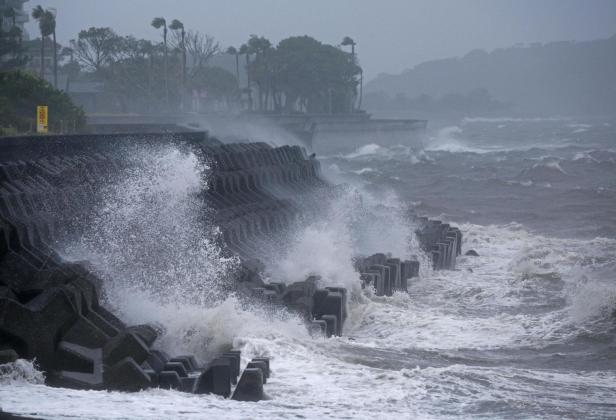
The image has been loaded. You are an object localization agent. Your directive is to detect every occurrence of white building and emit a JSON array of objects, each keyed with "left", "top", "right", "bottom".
[{"left": 0, "top": 0, "right": 29, "bottom": 40}]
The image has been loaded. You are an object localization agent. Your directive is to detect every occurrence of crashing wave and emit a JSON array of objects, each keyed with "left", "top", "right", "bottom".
[{"left": 0, "top": 360, "right": 45, "bottom": 385}]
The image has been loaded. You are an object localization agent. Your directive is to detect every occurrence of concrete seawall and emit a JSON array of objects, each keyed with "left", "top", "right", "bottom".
[{"left": 0, "top": 132, "right": 462, "bottom": 398}]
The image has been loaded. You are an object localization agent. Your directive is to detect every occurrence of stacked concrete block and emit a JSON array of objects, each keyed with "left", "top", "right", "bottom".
[
  {"left": 355, "top": 253, "right": 420, "bottom": 296},
  {"left": 202, "top": 142, "right": 328, "bottom": 261},
  {"left": 415, "top": 218, "right": 462, "bottom": 270},
  {"left": 1, "top": 133, "right": 292, "bottom": 397},
  {"left": 0, "top": 132, "right": 464, "bottom": 399},
  {"left": 248, "top": 275, "right": 348, "bottom": 338}
]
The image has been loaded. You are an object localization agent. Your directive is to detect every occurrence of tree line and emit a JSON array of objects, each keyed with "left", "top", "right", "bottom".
[
  {"left": 227, "top": 34, "right": 361, "bottom": 113},
  {"left": 1, "top": 4, "right": 362, "bottom": 116}
]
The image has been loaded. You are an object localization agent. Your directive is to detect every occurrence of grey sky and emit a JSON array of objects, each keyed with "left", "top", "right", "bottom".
[{"left": 25, "top": 0, "right": 616, "bottom": 81}]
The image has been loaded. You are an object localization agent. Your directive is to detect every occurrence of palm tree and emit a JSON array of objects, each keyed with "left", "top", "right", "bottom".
[
  {"left": 151, "top": 17, "right": 169, "bottom": 108},
  {"left": 247, "top": 36, "right": 272, "bottom": 110},
  {"left": 32, "top": 6, "right": 54, "bottom": 81},
  {"left": 341, "top": 36, "right": 356, "bottom": 57},
  {"left": 341, "top": 36, "right": 359, "bottom": 111},
  {"left": 48, "top": 8, "right": 58, "bottom": 89},
  {"left": 226, "top": 46, "right": 240, "bottom": 91},
  {"left": 169, "top": 19, "right": 186, "bottom": 110},
  {"left": 239, "top": 43, "right": 252, "bottom": 110}
]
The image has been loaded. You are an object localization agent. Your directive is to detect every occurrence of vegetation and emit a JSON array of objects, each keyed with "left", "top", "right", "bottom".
[
  {"left": 253, "top": 35, "right": 361, "bottom": 113},
  {"left": 70, "top": 27, "right": 118, "bottom": 72},
  {"left": 226, "top": 35, "right": 361, "bottom": 113},
  {"left": 1, "top": 3, "right": 364, "bottom": 117},
  {"left": 31, "top": 5, "right": 58, "bottom": 88},
  {"left": 0, "top": 70, "right": 85, "bottom": 134}
]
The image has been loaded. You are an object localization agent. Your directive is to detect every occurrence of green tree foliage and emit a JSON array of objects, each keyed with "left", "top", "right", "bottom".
[
  {"left": 255, "top": 35, "right": 360, "bottom": 113},
  {"left": 246, "top": 35, "right": 272, "bottom": 111},
  {"left": 70, "top": 27, "right": 120, "bottom": 72},
  {"left": 0, "top": 70, "right": 85, "bottom": 134},
  {"left": 42, "top": 18, "right": 360, "bottom": 115},
  {"left": 65, "top": 25, "right": 222, "bottom": 113},
  {"left": 31, "top": 5, "right": 55, "bottom": 80},
  {"left": 190, "top": 66, "right": 237, "bottom": 99},
  {"left": 151, "top": 17, "right": 169, "bottom": 107}
]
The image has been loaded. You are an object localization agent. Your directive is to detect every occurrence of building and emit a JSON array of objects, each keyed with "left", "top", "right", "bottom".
[{"left": 0, "top": 0, "right": 30, "bottom": 40}]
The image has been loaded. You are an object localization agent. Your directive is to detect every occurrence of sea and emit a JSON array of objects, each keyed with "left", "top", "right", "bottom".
[{"left": 1, "top": 116, "right": 615, "bottom": 419}]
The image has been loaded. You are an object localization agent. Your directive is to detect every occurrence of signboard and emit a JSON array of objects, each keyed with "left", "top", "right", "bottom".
[{"left": 37, "top": 105, "right": 48, "bottom": 134}]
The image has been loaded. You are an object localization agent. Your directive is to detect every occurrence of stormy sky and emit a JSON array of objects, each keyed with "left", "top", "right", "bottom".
[{"left": 25, "top": 0, "right": 616, "bottom": 80}]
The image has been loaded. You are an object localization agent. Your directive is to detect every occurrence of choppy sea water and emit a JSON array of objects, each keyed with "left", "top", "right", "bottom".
[{"left": 1, "top": 116, "right": 616, "bottom": 419}]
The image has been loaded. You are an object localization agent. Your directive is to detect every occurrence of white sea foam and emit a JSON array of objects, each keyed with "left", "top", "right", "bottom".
[
  {"left": 3, "top": 220, "right": 616, "bottom": 419},
  {"left": 536, "top": 159, "right": 566, "bottom": 174},
  {"left": 0, "top": 360, "right": 45, "bottom": 385},
  {"left": 5, "top": 124, "right": 616, "bottom": 419},
  {"left": 351, "top": 167, "right": 378, "bottom": 175},
  {"left": 424, "top": 126, "right": 493, "bottom": 153},
  {"left": 568, "top": 123, "right": 592, "bottom": 129},
  {"left": 572, "top": 151, "right": 600, "bottom": 162},
  {"left": 343, "top": 143, "right": 384, "bottom": 159}
]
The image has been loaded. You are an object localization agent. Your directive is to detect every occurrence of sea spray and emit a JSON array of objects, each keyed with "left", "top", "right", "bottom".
[
  {"left": 117, "top": 291, "right": 311, "bottom": 363},
  {"left": 266, "top": 186, "right": 420, "bottom": 288},
  {"left": 61, "top": 145, "right": 245, "bottom": 358}
]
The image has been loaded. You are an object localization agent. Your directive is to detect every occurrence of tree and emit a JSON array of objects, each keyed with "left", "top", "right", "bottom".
[
  {"left": 70, "top": 27, "right": 119, "bottom": 72},
  {"left": 31, "top": 5, "right": 54, "bottom": 80},
  {"left": 341, "top": 36, "right": 356, "bottom": 57},
  {"left": 169, "top": 19, "right": 186, "bottom": 109},
  {"left": 0, "top": 70, "right": 85, "bottom": 134},
  {"left": 226, "top": 46, "right": 240, "bottom": 92},
  {"left": 102, "top": 36, "right": 165, "bottom": 113},
  {"left": 184, "top": 31, "right": 219, "bottom": 77},
  {"left": 190, "top": 66, "right": 237, "bottom": 98},
  {"left": 239, "top": 43, "right": 252, "bottom": 109},
  {"left": 49, "top": 9, "right": 58, "bottom": 89},
  {"left": 151, "top": 17, "right": 169, "bottom": 108},
  {"left": 341, "top": 36, "right": 359, "bottom": 111},
  {"left": 246, "top": 35, "right": 272, "bottom": 110},
  {"left": 274, "top": 36, "right": 361, "bottom": 113}
]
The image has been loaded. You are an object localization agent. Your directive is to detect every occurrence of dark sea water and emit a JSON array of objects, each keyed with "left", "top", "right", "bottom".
[{"left": 1, "top": 116, "right": 615, "bottom": 419}]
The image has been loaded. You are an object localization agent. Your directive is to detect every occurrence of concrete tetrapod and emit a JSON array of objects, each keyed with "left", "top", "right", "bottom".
[
  {"left": 232, "top": 368, "right": 264, "bottom": 402},
  {"left": 194, "top": 357, "right": 232, "bottom": 397}
]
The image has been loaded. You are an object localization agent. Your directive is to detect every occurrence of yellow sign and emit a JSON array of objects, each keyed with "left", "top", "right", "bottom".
[{"left": 37, "top": 105, "right": 48, "bottom": 133}]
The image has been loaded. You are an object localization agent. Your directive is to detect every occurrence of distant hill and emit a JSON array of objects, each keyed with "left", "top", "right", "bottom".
[{"left": 364, "top": 35, "right": 616, "bottom": 116}]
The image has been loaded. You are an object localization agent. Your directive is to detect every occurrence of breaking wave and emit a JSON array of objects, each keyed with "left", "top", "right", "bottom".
[{"left": 0, "top": 360, "right": 45, "bottom": 385}]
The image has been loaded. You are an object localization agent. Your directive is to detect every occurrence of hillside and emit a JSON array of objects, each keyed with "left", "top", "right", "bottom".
[{"left": 364, "top": 35, "right": 616, "bottom": 116}]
